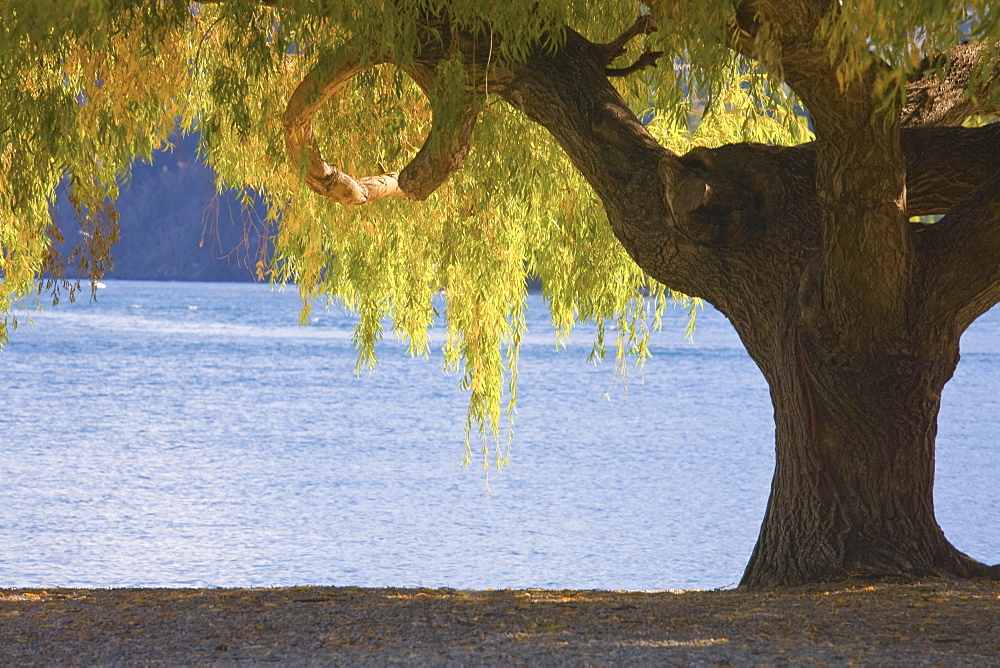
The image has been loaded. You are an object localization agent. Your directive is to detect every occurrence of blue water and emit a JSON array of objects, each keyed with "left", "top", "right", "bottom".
[{"left": 1, "top": 281, "right": 997, "bottom": 590}]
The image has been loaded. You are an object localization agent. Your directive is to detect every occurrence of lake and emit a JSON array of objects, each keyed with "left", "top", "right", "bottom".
[{"left": 1, "top": 280, "right": 997, "bottom": 590}]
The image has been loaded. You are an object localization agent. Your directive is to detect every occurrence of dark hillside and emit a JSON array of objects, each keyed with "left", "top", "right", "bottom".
[{"left": 50, "top": 132, "right": 268, "bottom": 282}]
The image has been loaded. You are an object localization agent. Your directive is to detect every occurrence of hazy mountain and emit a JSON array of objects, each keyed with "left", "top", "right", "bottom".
[{"left": 50, "top": 132, "right": 268, "bottom": 282}]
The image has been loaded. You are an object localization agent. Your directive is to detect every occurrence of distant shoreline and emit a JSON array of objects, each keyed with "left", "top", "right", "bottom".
[{"left": 41, "top": 275, "right": 550, "bottom": 292}]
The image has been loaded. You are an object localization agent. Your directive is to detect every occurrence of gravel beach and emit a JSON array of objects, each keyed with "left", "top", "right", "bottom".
[{"left": 2, "top": 579, "right": 998, "bottom": 664}]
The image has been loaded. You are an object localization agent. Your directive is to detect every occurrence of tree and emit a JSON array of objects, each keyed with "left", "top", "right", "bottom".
[{"left": 1, "top": 1, "right": 998, "bottom": 588}]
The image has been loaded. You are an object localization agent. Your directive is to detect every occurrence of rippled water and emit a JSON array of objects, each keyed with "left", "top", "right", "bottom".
[{"left": 1, "top": 281, "right": 997, "bottom": 590}]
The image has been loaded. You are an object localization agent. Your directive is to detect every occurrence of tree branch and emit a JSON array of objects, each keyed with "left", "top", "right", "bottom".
[
  {"left": 599, "top": 14, "right": 657, "bottom": 66},
  {"left": 278, "top": 11, "right": 998, "bottom": 332},
  {"left": 904, "top": 123, "right": 1000, "bottom": 216},
  {"left": 725, "top": 10, "right": 985, "bottom": 338},
  {"left": 727, "top": 4, "right": 1000, "bottom": 129},
  {"left": 605, "top": 51, "right": 664, "bottom": 78},
  {"left": 919, "top": 165, "right": 1000, "bottom": 331},
  {"left": 903, "top": 40, "right": 1000, "bottom": 128},
  {"left": 721, "top": 5, "right": 1000, "bottom": 335},
  {"left": 282, "top": 44, "right": 478, "bottom": 205},
  {"left": 499, "top": 28, "right": 729, "bottom": 301}
]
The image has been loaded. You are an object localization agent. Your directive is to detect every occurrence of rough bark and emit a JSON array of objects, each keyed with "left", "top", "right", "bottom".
[
  {"left": 903, "top": 39, "right": 1000, "bottom": 128},
  {"left": 739, "top": 192, "right": 998, "bottom": 583},
  {"left": 737, "top": 293, "right": 989, "bottom": 586}
]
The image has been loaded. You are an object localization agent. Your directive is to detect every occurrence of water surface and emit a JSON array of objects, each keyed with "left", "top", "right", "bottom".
[{"left": 1, "top": 281, "right": 996, "bottom": 589}]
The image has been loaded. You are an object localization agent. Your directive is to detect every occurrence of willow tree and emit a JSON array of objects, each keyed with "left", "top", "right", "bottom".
[{"left": 2, "top": 1, "right": 999, "bottom": 587}]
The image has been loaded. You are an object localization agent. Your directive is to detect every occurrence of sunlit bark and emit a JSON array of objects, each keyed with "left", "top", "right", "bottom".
[{"left": 283, "top": 43, "right": 478, "bottom": 205}]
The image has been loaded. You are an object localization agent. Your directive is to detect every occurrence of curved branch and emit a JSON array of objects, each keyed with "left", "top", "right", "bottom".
[
  {"left": 282, "top": 44, "right": 479, "bottom": 205},
  {"left": 395, "top": 82, "right": 480, "bottom": 202}
]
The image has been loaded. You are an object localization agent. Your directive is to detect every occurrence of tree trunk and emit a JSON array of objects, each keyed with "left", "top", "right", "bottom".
[
  {"left": 735, "top": 311, "right": 990, "bottom": 587},
  {"left": 490, "top": 25, "right": 1000, "bottom": 588}
]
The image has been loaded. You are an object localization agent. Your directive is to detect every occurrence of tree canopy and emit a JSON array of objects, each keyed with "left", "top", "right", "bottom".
[
  {"left": 0, "top": 0, "right": 815, "bottom": 461},
  {"left": 2, "top": 1, "right": 999, "bottom": 586}
]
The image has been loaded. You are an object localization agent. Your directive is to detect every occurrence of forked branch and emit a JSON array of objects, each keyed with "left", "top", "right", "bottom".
[
  {"left": 600, "top": 14, "right": 662, "bottom": 77},
  {"left": 600, "top": 14, "right": 656, "bottom": 64},
  {"left": 283, "top": 44, "right": 478, "bottom": 205}
]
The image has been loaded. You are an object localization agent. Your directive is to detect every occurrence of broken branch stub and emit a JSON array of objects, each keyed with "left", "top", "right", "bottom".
[
  {"left": 658, "top": 152, "right": 708, "bottom": 218},
  {"left": 282, "top": 43, "right": 479, "bottom": 205}
]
